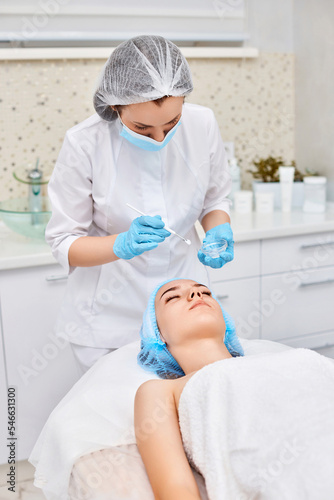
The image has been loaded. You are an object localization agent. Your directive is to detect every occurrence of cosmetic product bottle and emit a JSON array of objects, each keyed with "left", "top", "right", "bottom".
[
  {"left": 229, "top": 158, "right": 241, "bottom": 201},
  {"left": 279, "top": 166, "right": 295, "bottom": 212}
]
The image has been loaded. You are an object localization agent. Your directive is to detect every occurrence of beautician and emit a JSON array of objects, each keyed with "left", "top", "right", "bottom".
[{"left": 46, "top": 35, "right": 234, "bottom": 373}]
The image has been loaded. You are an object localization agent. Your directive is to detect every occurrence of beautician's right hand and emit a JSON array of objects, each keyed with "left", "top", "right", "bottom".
[{"left": 113, "top": 215, "right": 171, "bottom": 260}]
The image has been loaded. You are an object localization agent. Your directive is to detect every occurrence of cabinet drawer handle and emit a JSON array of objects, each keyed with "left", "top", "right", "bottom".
[
  {"left": 216, "top": 294, "right": 229, "bottom": 300},
  {"left": 299, "top": 278, "right": 334, "bottom": 288},
  {"left": 45, "top": 274, "right": 68, "bottom": 281},
  {"left": 300, "top": 241, "right": 334, "bottom": 250}
]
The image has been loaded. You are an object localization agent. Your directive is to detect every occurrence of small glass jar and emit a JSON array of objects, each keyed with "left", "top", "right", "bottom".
[
  {"left": 303, "top": 177, "right": 327, "bottom": 213},
  {"left": 201, "top": 240, "right": 228, "bottom": 259}
]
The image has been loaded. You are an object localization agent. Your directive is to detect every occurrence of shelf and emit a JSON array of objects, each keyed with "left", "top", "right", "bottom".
[{"left": 0, "top": 46, "right": 258, "bottom": 60}]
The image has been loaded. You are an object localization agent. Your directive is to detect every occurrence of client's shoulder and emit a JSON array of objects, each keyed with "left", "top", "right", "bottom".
[
  {"left": 135, "top": 374, "right": 196, "bottom": 416},
  {"left": 135, "top": 378, "right": 176, "bottom": 400},
  {"left": 135, "top": 379, "right": 177, "bottom": 422},
  {"left": 136, "top": 373, "right": 193, "bottom": 394}
]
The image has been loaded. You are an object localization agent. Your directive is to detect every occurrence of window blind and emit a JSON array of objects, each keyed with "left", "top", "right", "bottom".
[{"left": 0, "top": 0, "right": 248, "bottom": 46}]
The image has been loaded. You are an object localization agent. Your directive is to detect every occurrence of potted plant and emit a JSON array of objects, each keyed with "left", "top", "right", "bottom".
[{"left": 247, "top": 156, "right": 316, "bottom": 209}]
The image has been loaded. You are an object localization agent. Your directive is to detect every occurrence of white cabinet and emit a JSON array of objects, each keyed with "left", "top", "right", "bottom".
[
  {"left": 261, "top": 266, "right": 334, "bottom": 341},
  {"left": 261, "top": 232, "right": 334, "bottom": 350},
  {"left": 208, "top": 232, "right": 334, "bottom": 353},
  {"left": 212, "top": 277, "right": 261, "bottom": 339},
  {"left": 261, "top": 231, "right": 334, "bottom": 275},
  {"left": 209, "top": 241, "right": 260, "bottom": 281},
  {"left": 0, "top": 264, "right": 80, "bottom": 462},
  {"left": 209, "top": 241, "right": 261, "bottom": 340}
]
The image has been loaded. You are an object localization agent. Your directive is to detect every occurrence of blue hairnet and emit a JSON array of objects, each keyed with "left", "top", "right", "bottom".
[{"left": 137, "top": 278, "right": 244, "bottom": 379}]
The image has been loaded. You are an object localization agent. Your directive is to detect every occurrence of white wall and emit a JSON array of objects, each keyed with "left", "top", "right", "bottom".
[
  {"left": 247, "top": 0, "right": 294, "bottom": 52},
  {"left": 294, "top": 0, "right": 334, "bottom": 200}
]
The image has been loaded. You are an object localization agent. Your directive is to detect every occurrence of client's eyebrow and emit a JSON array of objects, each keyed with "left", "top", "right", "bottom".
[
  {"left": 133, "top": 113, "right": 181, "bottom": 128},
  {"left": 159, "top": 283, "right": 207, "bottom": 300}
]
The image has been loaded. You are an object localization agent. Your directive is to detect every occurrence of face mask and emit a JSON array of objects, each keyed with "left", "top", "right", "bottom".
[{"left": 118, "top": 117, "right": 181, "bottom": 152}]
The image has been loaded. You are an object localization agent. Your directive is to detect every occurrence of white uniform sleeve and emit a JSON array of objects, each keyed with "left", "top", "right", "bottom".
[
  {"left": 198, "top": 110, "right": 232, "bottom": 223},
  {"left": 45, "top": 131, "right": 93, "bottom": 275}
]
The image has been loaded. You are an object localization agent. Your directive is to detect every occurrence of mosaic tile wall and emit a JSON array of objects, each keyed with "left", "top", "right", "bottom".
[{"left": 0, "top": 53, "right": 294, "bottom": 200}]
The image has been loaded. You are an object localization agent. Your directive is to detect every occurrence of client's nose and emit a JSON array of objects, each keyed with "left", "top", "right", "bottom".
[{"left": 190, "top": 289, "right": 202, "bottom": 299}]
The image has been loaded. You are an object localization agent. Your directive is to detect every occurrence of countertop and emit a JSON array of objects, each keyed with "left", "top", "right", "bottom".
[
  {"left": 2, "top": 204, "right": 334, "bottom": 271},
  {"left": 0, "top": 222, "right": 57, "bottom": 271},
  {"left": 227, "top": 202, "right": 334, "bottom": 241}
]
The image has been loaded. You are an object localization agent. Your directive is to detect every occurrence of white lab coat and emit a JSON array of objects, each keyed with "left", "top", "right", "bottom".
[{"left": 46, "top": 103, "right": 231, "bottom": 348}]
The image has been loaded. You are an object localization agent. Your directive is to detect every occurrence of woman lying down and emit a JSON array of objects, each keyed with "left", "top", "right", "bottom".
[{"left": 134, "top": 278, "right": 334, "bottom": 500}]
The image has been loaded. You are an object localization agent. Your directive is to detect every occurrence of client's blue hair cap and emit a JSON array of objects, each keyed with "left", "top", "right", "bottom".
[{"left": 137, "top": 278, "right": 244, "bottom": 379}]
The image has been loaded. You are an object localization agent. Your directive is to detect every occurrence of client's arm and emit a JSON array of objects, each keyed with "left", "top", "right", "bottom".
[{"left": 134, "top": 380, "right": 201, "bottom": 500}]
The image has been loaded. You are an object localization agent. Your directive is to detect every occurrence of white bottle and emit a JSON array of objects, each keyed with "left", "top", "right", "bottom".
[
  {"left": 229, "top": 157, "right": 241, "bottom": 201},
  {"left": 279, "top": 166, "right": 295, "bottom": 212}
]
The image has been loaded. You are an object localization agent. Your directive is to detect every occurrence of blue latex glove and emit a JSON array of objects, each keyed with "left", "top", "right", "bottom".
[
  {"left": 198, "top": 223, "right": 234, "bottom": 269},
  {"left": 113, "top": 215, "right": 171, "bottom": 260}
]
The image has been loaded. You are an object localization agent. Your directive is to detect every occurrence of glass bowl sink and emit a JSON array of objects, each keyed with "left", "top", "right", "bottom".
[{"left": 0, "top": 197, "right": 51, "bottom": 240}]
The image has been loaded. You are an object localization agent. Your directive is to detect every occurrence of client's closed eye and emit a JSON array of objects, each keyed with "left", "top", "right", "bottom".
[{"left": 165, "top": 295, "right": 179, "bottom": 303}]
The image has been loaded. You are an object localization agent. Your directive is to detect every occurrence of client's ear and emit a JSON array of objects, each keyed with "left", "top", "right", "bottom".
[{"left": 159, "top": 330, "right": 168, "bottom": 346}]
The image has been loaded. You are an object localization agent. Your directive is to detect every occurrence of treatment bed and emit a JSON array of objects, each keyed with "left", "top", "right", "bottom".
[{"left": 29, "top": 338, "right": 333, "bottom": 500}]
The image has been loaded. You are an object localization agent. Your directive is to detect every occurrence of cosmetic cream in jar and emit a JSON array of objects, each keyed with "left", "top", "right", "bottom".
[
  {"left": 303, "top": 176, "right": 327, "bottom": 213},
  {"left": 255, "top": 192, "right": 275, "bottom": 214},
  {"left": 234, "top": 191, "right": 253, "bottom": 213}
]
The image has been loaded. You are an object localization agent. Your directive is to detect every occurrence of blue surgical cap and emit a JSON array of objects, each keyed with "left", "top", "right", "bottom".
[{"left": 137, "top": 278, "right": 244, "bottom": 379}]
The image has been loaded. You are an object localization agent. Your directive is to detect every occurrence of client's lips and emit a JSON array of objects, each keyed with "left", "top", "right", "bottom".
[{"left": 190, "top": 300, "right": 210, "bottom": 310}]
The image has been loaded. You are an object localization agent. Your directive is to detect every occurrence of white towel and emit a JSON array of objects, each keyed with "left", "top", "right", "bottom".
[{"left": 178, "top": 348, "right": 334, "bottom": 500}]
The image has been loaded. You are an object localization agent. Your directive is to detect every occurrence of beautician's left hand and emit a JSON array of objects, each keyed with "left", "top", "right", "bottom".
[{"left": 198, "top": 223, "right": 234, "bottom": 269}]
